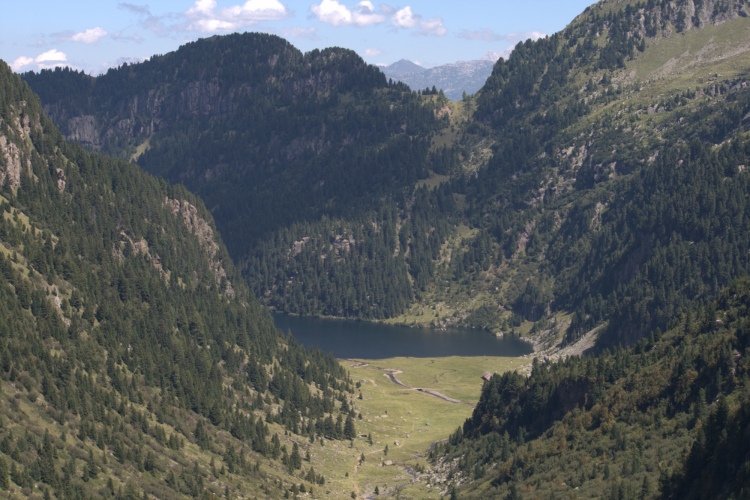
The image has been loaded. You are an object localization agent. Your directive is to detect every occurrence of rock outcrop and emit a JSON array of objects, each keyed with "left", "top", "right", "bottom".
[{"left": 166, "top": 197, "right": 235, "bottom": 298}]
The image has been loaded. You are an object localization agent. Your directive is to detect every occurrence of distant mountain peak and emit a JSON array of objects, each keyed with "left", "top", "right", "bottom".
[
  {"left": 384, "top": 59, "right": 427, "bottom": 78},
  {"left": 381, "top": 56, "right": 495, "bottom": 100}
]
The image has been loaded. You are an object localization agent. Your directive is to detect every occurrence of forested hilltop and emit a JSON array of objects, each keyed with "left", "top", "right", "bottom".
[
  {"left": 23, "top": 0, "right": 750, "bottom": 355},
  {"left": 23, "top": 33, "right": 455, "bottom": 320},
  {"left": 0, "top": 62, "right": 358, "bottom": 498}
]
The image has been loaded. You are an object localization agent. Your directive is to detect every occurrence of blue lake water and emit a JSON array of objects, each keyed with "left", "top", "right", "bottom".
[{"left": 273, "top": 314, "right": 533, "bottom": 359}]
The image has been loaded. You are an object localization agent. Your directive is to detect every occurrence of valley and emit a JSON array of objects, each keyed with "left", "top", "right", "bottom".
[
  {"left": 312, "top": 356, "right": 527, "bottom": 499},
  {"left": 1, "top": 0, "right": 750, "bottom": 497}
]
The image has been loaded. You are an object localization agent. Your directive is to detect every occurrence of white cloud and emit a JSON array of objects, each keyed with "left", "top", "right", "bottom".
[
  {"left": 187, "top": 0, "right": 217, "bottom": 16},
  {"left": 117, "top": 2, "right": 172, "bottom": 37},
  {"left": 311, "top": 0, "right": 352, "bottom": 26},
  {"left": 390, "top": 6, "right": 446, "bottom": 36},
  {"left": 11, "top": 49, "right": 68, "bottom": 72},
  {"left": 185, "top": 0, "right": 288, "bottom": 33},
  {"left": 11, "top": 56, "right": 34, "bottom": 71},
  {"left": 311, "top": 0, "right": 386, "bottom": 27},
  {"left": 310, "top": 2, "right": 443, "bottom": 34},
  {"left": 70, "top": 27, "right": 108, "bottom": 44},
  {"left": 391, "top": 6, "right": 415, "bottom": 29},
  {"left": 193, "top": 18, "right": 236, "bottom": 32},
  {"left": 118, "top": 2, "right": 151, "bottom": 15},
  {"left": 353, "top": 0, "right": 386, "bottom": 25},
  {"left": 228, "top": 0, "right": 289, "bottom": 20},
  {"left": 418, "top": 17, "right": 446, "bottom": 36},
  {"left": 35, "top": 49, "right": 68, "bottom": 63},
  {"left": 364, "top": 47, "right": 382, "bottom": 57}
]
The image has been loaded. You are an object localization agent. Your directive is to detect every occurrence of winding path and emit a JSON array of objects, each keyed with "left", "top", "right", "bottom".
[{"left": 383, "top": 370, "right": 466, "bottom": 404}]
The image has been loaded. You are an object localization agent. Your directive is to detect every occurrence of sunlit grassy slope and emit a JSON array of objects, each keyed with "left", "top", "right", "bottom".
[{"left": 308, "top": 356, "right": 526, "bottom": 498}]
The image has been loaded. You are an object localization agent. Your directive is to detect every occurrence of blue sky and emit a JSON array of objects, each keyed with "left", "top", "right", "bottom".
[{"left": 3, "top": 1, "right": 596, "bottom": 74}]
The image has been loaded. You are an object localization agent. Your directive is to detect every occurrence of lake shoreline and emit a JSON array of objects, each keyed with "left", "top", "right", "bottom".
[{"left": 273, "top": 313, "right": 533, "bottom": 359}]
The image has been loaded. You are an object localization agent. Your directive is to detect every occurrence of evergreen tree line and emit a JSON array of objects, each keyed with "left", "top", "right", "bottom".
[
  {"left": 435, "top": 277, "right": 750, "bottom": 498},
  {"left": 0, "top": 61, "right": 355, "bottom": 498}
]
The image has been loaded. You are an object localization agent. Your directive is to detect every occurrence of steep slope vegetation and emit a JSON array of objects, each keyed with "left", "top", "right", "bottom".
[
  {"left": 23, "top": 33, "right": 456, "bottom": 320},
  {"left": 431, "top": 277, "right": 750, "bottom": 498},
  {"left": 423, "top": 2, "right": 750, "bottom": 495},
  {"left": 428, "top": 0, "right": 750, "bottom": 349},
  {"left": 0, "top": 62, "right": 356, "bottom": 498}
]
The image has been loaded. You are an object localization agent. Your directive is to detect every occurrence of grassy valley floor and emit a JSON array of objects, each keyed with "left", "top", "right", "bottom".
[{"left": 309, "top": 356, "right": 526, "bottom": 498}]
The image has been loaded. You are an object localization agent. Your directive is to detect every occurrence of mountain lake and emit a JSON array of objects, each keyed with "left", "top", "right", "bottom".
[{"left": 273, "top": 314, "right": 533, "bottom": 359}]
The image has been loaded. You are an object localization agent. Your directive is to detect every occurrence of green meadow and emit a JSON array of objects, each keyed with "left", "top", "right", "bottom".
[{"left": 307, "top": 356, "right": 528, "bottom": 498}]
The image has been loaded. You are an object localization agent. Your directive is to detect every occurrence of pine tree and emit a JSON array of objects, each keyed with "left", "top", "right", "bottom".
[
  {"left": 0, "top": 458, "right": 8, "bottom": 490},
  {"left": 344, "top": 414, "right": 356, "bottom": 440},
  {"left": 290, "top": 442, "right": 302, "bottom": 471}
]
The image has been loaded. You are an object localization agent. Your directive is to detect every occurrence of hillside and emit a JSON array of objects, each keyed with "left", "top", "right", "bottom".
[
  {"left": 403, "top": 0, "right": 750, "bottom": 350},
  {"left": 24, "top": 33, "right": 456, "bottom": 321},
  {"left": 22, "top": 0, "right": 750, "bottom": 354},
  {"left": 431, "top": 276, "right": 750, "bottom": 498},
  {"left": 425, "top": 0, "right": 750, "bottom": 495},
  {"left": 0, "top": 61, "right": 357, "bottom": 498},
  {"left": 22, "top": 33, "right": 439, "bottom": 252}
]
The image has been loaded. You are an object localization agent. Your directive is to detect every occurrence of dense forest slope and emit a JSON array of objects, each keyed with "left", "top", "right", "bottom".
[
  {"left": 0, "top": 62, "right": 356, "bottom": 498},
  {"left": 432, "top": 277, "right": 750, "bottom": 498},
  {"left": 454, "top": 0, "right": 750, "bottom": 350},
  {"left": 23, "top": 0, "right": 750, "bottom": 354},
  {"left": 23, "top": 34, "right": 455, "bottom": 320}
]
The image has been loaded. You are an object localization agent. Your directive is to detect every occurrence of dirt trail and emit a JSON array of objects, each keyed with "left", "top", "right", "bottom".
[
  {"left": 383, "top": 371, "right": 467, "bottom": 405},
  {"left": 385, "top": 371, "right": 408, "bottom": 387},
  {"left": 347, "top": 360, "right": 470, "bottom": 404}
]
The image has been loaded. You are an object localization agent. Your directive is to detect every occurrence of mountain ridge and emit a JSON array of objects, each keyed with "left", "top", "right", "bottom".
[
  {"left": 24, "top": 32, "right": 454, "bottom": 321},
  {"left": 21, "top": 0, "right": 750, "bottom": 352},
  {"left": 381, "top": 58, "right": 425, "bottom": 77}
]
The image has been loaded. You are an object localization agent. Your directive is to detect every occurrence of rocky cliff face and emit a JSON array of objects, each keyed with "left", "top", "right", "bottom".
[
  {"left": 32, "top": 37, "right": 383, "bottom": 157},
  {"left": 597, "top": 0, "right": 749, "bottom": 36},
  {"left": 64, "top": 115, "right": 100, "bottom": 147},
  {"left": 42, "top": 80, "right": 232, "bottom": 151},
  {"left": 0, "top": 101, "right": 33, "bottom": 190},
  {"left": 166, "top": 197, "right": 235, "bottom": 298}
]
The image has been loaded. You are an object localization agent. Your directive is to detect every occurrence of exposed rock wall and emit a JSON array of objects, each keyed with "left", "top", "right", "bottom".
[
  {"left": 617, "top": 0, "right": 749, "bottom": 37},
  {"left": 0, "top": 108, "right": 32, "bottom": 190},
  {"left": 165, "top": 197, "right": 235, "bottom": 298}
]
